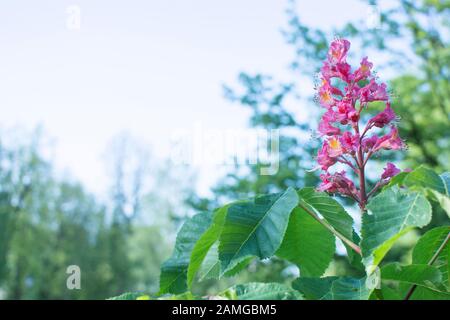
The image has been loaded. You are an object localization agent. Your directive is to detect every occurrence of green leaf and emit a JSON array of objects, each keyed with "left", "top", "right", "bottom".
[
  {"left": 373, "top": 287, "right": 402, "bottom": 300},
  {"left": 298, "top": 188, "right": 354, "bottom": 242},
  {"left": 347, "top": 231, "right": 365, "bottom": 271},
  {"left": 157, "top": 292, "right": 196, "bottom": 300},
  {"left": 361, "top": 187, "right": 432, "bottom": 271},
  {"left": 381, "top": 263, "right": 445, "bottom": 292},
  {"left": 276, "top": 207, "right": 335, "bottom": 277},
  {"left": 107, "top": 292, "right": 146, "bottom": 300},
  {"left": 404, "top": 166, "right": 447, "bottom": 194},
  {"left": 384, "top": 171, "right": 409, "bottom": 189},
  {"left": 292, "top": 277, "right": 337, "bottom": 300},
  {"left": 404, "top": 167, "right": 450, "bottom": 218},
  {"left": 223, "top": 256, "right": 254, "bottom": 277},
  {"left": 432, "top": 191, "right": 450, "bottom": 218},
  {"left": 330, "top": 277, "right": 371, "bottom": 300},
  {"left": 187, "top": 205, "right": 228, "bottom": 287},
  {"left": 218, "top": 187, "right": 299, "bottom": 272},
  {"left": 198, "top": 245, "right": 253, "bottom": 281},
  {"left": 402, "top": 287, "right": 450, "bottom": 300},
  {"left": 408, "top": 226, "right": 450, "bottom": 299},
  {"left": 434, "top": 172, "right": 450, "bottom": 218},
  {"left": 413, "top": 226, "right": 450, "bottom": 287},
  {"left": 292, "top": 277, "right": 371, "bottom": 300},
  {"left": 197, "top": 243, "right": 221, "bottom": 281},
  {"left": 222, "top": 283, "right": 302, "bottom": 300},
  {"left": 159, "top": 212, "right": 213, "bottom": 294},
  {"left": 297, "top": 188, "right": 357, "bottom": 262}
]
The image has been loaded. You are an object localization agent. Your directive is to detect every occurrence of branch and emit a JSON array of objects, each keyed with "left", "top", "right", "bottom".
[
  {"left": 298, "top": 201, "right": 362, "bottom": 256},
  {"left": 338, "top": 156, "right": 358, "bottom": 174},
  {"left": 360, "top": 122, "right": 373, "bottom": 141}
]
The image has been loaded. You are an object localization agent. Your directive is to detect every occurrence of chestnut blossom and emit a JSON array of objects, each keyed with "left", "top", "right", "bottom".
[
  {"left": 368, "top": 103, "right": 396, "bottom": 128},
  {"left": 373, "top": 126, "right": 405, "bottom": 151},
  {"left": 381, "top": 163, "right": 401, "bottom": 180},
  {"left": 354, "top": 57, "right": 373, "bottom": 82},
  {"left": 318, "top": 110, "right": 341, "bottom": 136},
  {"left": 317, "top": 143, "right": 337, "bottom": 171},
  {"left": 359, "top": 79, "right": 389, "bottom": 103},
  {"left": 328, "top": 39, "right": 350, "bottom": 64},
  {"left": 318, "top": 171, "right": 358, "bottom": 199},
  {"left": 315, "top": 38, "right": 406, "bottom": 209}
]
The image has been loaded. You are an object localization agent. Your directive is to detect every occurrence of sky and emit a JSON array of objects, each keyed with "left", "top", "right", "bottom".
[{"left": 0, "top": 0, "right": 376, "bottom": 197}]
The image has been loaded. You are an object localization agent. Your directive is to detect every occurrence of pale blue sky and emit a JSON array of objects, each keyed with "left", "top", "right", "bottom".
[{"left": 0, "top": 0, "right": 380, "bottom": 196}]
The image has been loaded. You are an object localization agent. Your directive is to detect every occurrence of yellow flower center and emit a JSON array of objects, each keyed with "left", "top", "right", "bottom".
[
  {"left": 331, "top": 50, "right": 340, "bottom": 59},
  {"left": 329, "top": 138, "right": 341, "bottom": 150},
  {"left": 321, "top": 90, "right": 332, "bottom": 103}
]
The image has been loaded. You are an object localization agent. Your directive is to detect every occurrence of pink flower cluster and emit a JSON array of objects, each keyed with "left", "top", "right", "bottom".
[{"left": 315, "top": 38, "right": 405, "bottom": 209}]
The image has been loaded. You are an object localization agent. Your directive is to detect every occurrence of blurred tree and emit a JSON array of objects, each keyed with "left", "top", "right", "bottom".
[
  {"left": 0, "top": 131, "right": 114, "bottom": 299},
  {"left": 104, "top": 134, "right": 149, "bottom": 295},
  {"left": 0, "top": 130, "right": 187, "bottom": 299}
]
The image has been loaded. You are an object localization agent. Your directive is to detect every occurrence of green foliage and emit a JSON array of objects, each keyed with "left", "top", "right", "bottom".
[
  {"left": 412, "top": 227, "right": 450, "bottom": 290},
  {"left": 292, "top": 277, "right": 371, "bottom": 300},
  {"left": 157, "top": 167, "right": 449, "bottom": 300},
  {"left": 107, "top": 292, "right": 146, "bottom": 300},
  {"left": 160, "top": 212, "right": 213, "bottom": 294},
  {"left": 404, "top": 167, "right": 450, "bottom": 218},
  {"left": 404, "top": 166, "right": 447, "bottom": 194},
  {"left": 361, "top": 187, "right": 432, "bottom": 271},
  {"left": 381, "top": 263, "right": 445, "bottom": 292},
  {"left": 292, "top": 277, "right": 337, "bottom": 300},
  {"left": 330, "top": 277, "right": 371, "bottom": 300},
  {"left": 220, "top": 282, "right": 302, "bottom": 300},
  {"left": 406, "top": 226, "right": 450, "bottom": 299}
]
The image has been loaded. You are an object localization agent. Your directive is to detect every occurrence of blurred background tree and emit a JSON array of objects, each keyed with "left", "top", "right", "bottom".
[{"left": 0, "top": 130, "right": 189, "bottom": 299}]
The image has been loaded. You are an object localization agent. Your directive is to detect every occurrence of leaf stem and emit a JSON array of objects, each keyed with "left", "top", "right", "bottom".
[
  {"left": 403, "top": 231, "right": 450, "bottom": 300},
  {"left": 355, "top": 121, "right": 367, "bottom": 211},
  {"left": 298, "top": 201, "right": 362, "bottom": 256}
]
